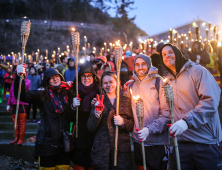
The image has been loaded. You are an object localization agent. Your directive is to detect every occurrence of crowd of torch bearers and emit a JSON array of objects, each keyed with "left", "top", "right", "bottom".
[{"left": 1, "top": 16, "right": 222, "bottom": 169}]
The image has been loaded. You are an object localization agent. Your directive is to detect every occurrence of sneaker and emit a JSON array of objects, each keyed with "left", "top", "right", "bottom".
[{"left": 32, "top": 119, "right": 37, "bottom": 123}]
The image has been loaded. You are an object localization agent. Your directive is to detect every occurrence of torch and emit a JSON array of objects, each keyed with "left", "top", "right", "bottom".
[
  {"left": 71, "top": 28, "right": 80, "bottom": 138},
  {"left": 104, "top": 42, "right": 107, "bottom": 53},
  {"left": 133, "top": 95, "right": 146, "bottom": 170},
  {"left": 170, "top": 29, "right": 173, "bottom": 44},
  {"left": 114, "top": 42, "right": 123, "bottom": 166},
  {"left": 216, "top": 33, "right": 219, "bottom": 61},
  {"left": 162, "top": 79, "right": 181, "bottom": 170},
  {"left": 175, "top": 31, "right": 178, "bottom": 46},
  {"left": 196, "top": 27, "right": 200, "bottom": 41},
  {"left": 46, "top": 49, "right": 48, "bottom": 59},
  {"left": 14, "top": 17, "right": 31, "bottom": 135},
  {"left": 84, "top": 36, "right": 87, "bottom": 57},
  {"left": 214, "top": 25, "right": 217, "bottom": 39},
  {"left": 206, "top": 29, "right": 209, "bottom": 42}
]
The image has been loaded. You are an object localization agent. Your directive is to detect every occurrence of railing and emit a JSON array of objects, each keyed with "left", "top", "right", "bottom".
[{"left": 0, "top": 19, "right": 113, "bottom": 30}]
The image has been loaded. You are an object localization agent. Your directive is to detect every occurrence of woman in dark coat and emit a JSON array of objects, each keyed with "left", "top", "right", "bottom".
[
  {"left": 87, "top": 71, "right": 134, "bottom": 170},
  {"left": 15, "top": 65, "right": 74, "bottom": 170},
  {"left": 71, "top": 61, "right": 100, "bottom": 170}
]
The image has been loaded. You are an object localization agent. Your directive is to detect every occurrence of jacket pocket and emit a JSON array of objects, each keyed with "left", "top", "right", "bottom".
[{"left": 91, "top": 139, "right": 109, "bottom": 166}]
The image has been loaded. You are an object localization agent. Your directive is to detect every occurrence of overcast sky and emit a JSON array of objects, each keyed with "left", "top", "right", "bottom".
[{"left": 108, "top": 0, "right": 222, "bottom": 36}]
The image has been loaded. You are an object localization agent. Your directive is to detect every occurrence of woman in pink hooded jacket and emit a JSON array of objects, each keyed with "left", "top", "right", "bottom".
[{"left": 7, "top": 72, "right": 31, "bottom": 145}]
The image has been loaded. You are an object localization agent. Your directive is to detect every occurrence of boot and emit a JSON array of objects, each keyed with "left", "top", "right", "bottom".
[
  {"left": 137, "top": 166, "right": 150, "bottom": 170},
  {"left": 74, "top": 164, "right": 88, "bottom": 170},
  {"left": 55, "top": 165, "right": 70, "bottom": 170},
  {"left": 3, "top": 88, "right": 7, "bottom": 100},
  {"left": 17, "top": 113, "right": 26, "bottom": 145},
  {"left": 10, "top": 114, "right": 19, "bottom": 144},
  {"left": 39, "top": 167, "right": 55, "bottom": 170}
]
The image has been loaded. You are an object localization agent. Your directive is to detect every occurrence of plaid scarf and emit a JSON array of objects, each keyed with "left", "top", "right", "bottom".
[{"left": 48, "top": 81, "right": 72, "bottom": 113}]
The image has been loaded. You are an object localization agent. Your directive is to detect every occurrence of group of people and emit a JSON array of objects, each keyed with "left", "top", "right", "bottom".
[{"left": 2, "top": 40, "right": 222, "bottom": 170}]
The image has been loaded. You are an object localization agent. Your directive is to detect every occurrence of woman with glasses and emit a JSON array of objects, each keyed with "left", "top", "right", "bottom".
[
  {"left": 87, "top": 71, "right": 134, "bottom": 170},
  {"left": 71, "top": 62, "right": 100, "bottom": 170}
]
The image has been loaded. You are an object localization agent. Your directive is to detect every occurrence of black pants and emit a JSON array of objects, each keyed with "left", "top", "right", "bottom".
[
  {"left": 134, "top": 142, "right": 169, "bottom": 170},
  {"left": 11, "top": 105, "right": 28, "bottom": 114},
  {"left": 39, "top": 151, "right": 70, "bottom": 167},
  {"left": 4, "top": 82, "right": 11, "bottom": 89},
  {"left": 173, "top": 142, "right": 222, "bottom": 170},
  {"left": 27, "top": 103, "right": 37, "bottom": 119}
]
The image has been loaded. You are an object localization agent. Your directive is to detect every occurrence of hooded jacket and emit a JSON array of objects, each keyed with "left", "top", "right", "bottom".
[
  {"left": 71, "top": 61, "right": 100, "bottom": 166},
  {"left": 160, "top": 44, "right": 222, "bottom": 144},
  {"left": 14, "top": 68, "right": 73, "bottom": 157},
  {"left": 27, "top": 71, "right": 42, "bottom": 90},
  {"left": 8, "top": 79, "right": 30, "bottom": 105},
  {"left": 124, "top": 54, "right": 171, "bottom": 145},
  {"left": 64, "top": 57, "right": 80, "bottom": 82}
]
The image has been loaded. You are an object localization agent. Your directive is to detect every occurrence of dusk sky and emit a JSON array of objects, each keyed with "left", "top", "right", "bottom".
[{"left": 108, "top": 0, "right": 222, "bottom": 36}]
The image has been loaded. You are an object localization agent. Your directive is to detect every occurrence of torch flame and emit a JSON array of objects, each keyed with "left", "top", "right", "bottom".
[
  {"left": 72, "top": 28, "right": 75, "bottom": 32},
  {"left": 163, "top": 78, "right": 167, "bottom": 83},
  {"left": 133, "top": 95, "right": 140, "bottom": 100}
]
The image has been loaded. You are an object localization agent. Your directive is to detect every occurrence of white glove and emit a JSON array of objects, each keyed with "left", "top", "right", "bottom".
[
  {"left": 196, "top": 55, "right": 201, "bottom": 60},
  {"left": 114, "top": 115, "right": 124, "bottom": 126},
  {"left": 73, "top": 97, "right": 80, "bottom": 108},
  {"left": 196, "top": 60, "right": 200, "bottom": 64},
  {"left": 66, "top": 81, "right": 73, "bottom": 87},
  {"left": 170, "top": 119, "right": 188, "bottom": 137},
  {"left": 91, "top": 98, "right": 97, "bottom": 106},
  {"left": 94, "top": 109, "right": 102, "bottom": 118},
  {"left": 17, "top": 64, "right": 26, "bottom": 75},
  {"left": 138, "top": 127, "right": 149, "bottom": 141},
  {"left": 6, "top": 105, "right": 10, "bottom": 112}
]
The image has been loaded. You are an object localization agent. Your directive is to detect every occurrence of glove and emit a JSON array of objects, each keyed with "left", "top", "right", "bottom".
[
  {"left": 17, "top": 64, "right": 26, "bottom": 76},
  {"left": 94, "top": 94, "right": 104, "bottom": 111},
  {"left": 91, "top": 97, "right": 97, "bottom": 106},
  {"left": 196, "top": 55, "right": 201, "bottom": 64},
  {"left": 73, "top": 96, "right": 81, "bottom": 108},
  {"left": 169, "top": 119, "right": 188, "bottom": 137},
  {"left": 167, "top": 124, "right": 175, "bottom": 138},
  {"left": 66, "top": 81, "right": 73, "bottom": 88},
  {"left": 122, "top": 79, "right": 134, "bottom": 94},
  {"left": 6, "top": 105, "right": 10, "bottom": 112},
  {"left": 113, "top": 115, "right": 124, "bottom": 126},
  {"left": 136, "top": 127, "right": 149, "bottom": 142},
  {"left": 94, "top": 109, "right": 102, "bottom": 118}
]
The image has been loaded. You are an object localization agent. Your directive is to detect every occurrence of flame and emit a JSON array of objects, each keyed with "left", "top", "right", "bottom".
[
  {"left": 163, "top": 78, "right": 167, "bottom": 83},
  {"left": 130, "top": 88, "right": 132, "bottom": 94},
  {"left": 133, "top": 95, "right": 140, "bottom": 100},
  {"left": 71, "top": 28, "right": 75, "bottom": 32}
]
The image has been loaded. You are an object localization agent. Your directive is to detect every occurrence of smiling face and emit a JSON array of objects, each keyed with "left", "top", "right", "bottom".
[
  {"left": 81, "top": 73, "right": 93, "bottom": 86},
  {"left": 134, "top": 58, "right": 148, "bottom": 80},
  {"left": 102, "top": 75, "right": 117, "bottom": 94},
  {"left": 49, "top": 75, "right": 61, "bottom": 86},
  {"left": 162, "top": 46, "right": 176, "bottom": 73}
]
